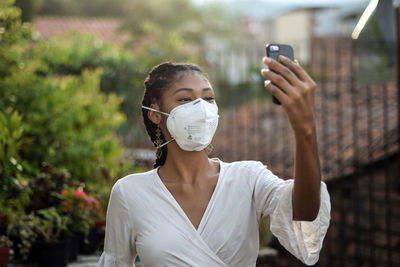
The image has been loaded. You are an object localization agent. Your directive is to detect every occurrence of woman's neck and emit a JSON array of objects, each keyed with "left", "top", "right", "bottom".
[{"left": 158, "top": 143, "right": 217, "bottom": 185}]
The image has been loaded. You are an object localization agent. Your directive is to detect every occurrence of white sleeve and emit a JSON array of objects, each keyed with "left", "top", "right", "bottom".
[
  {"left": 252, "top": 161, "right": 331, "bottom": 266},
  {"left": 98, "top": 181, "right": 136, "bottom": 267}
]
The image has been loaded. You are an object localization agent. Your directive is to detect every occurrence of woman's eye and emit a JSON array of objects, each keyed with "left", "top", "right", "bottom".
[
  {"left": 178, "top": 97, "right": 192, "bottom": 102},
  {"left": 204, "top": 96, "right": 215, "bottom": 102}
]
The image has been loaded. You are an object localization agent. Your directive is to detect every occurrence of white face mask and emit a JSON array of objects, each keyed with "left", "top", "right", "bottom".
[{"left": 142, "top": 98, "right": 219, "bottom": 151}]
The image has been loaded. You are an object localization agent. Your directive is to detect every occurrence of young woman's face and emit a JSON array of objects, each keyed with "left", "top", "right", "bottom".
[{"left": 161, "top": 71, "right": 216, "bottom": 113}]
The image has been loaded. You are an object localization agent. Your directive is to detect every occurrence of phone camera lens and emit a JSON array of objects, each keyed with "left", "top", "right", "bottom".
[{"left": 270, "top": 45, "right": 279, "bottom": 52}]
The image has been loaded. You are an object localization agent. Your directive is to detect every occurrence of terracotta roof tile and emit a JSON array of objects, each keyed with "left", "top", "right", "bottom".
[
  {"left": 212, "top": 81, "right": 398, "bottom": 181},
  {"left": 33, "top": 16, "right": 129, "bottom": 43}
]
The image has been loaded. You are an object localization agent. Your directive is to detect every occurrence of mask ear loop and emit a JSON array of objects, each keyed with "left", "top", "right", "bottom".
[
  {"left": 142, "top": 106, "right": 175, "bottom": 148},
  {"left": 156, "top": 138, "right": 174, "bottom": 149},
  {"left": 142, "top": 106, "right": 170, "bottom": 116}
]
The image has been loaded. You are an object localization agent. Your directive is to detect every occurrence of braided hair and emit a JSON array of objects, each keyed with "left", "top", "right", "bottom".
[{"left": 142, "top": 62, "right": 205, "bottom": 168}]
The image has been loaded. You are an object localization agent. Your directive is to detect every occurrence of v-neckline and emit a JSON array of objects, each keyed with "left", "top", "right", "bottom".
[{"left": 153, "top": 158, "right": 224, "bottom": 233}]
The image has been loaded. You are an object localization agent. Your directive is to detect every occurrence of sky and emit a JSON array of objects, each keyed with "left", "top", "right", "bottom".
[{"left": 193, "top": 0, "right": 370, "bottom": 19}]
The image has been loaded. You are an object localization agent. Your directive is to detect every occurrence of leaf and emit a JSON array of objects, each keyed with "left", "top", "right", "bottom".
[{"left": 10, "top": 157, "right": 17, "bottom": 165}]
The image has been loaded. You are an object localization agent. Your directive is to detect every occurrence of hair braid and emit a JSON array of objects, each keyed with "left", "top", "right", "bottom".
[{"left": 141, "top": 62, "right": 204, "bottom": 168}]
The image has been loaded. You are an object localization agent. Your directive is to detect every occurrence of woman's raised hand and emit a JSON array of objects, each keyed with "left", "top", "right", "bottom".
[{"left": 261, "top": 56, "right": 317, "bottom": 136}]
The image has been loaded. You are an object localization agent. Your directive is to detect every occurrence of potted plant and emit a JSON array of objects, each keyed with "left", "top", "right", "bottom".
[
  {"left": 27, "top": 162, "right": 69, "bottom": 212},
  {"left": 33, "top": 207, "right": 69, "bottom": 267},
  {"left": 60, "top": 187, "right": 92, "bottom": 260},
  {"left": 92, "top": 183, "right": 112, "bottom": 252},
  {"left": 60, "top": 187, "right": 102, "bottom": 256},
  {"left": 80, "top": 194, "right": 102, "bottom": 254},
  {"left": 7, "top": 213, "right": 38, "bottom": 264}
]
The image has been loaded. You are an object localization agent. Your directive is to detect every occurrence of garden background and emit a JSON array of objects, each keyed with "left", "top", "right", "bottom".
[
  {"left": 0, "top": 0, "right": 263, "bottom": 265},
  {"left": 0, "top": 0, "right": 398, "bottom": 266}
]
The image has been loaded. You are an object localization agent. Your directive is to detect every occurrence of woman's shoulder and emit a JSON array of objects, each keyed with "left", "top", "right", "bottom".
[
  {"left": 114, "top": 168, "right": 157, "bottom": 190},
  {"left": 220, "top": 159, "right": 267, "bottom": 173},
  {"left": 217, "top": 159, "right": 272, "bottom": 192}
]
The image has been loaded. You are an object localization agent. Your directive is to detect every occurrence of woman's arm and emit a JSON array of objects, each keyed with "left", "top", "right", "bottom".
[
  {"left": 98, "top": 181, "right": 136, "bottom": 266},
  {"left": 261, "top": 55, "right": 321, "bottom": 221},
  {"left": 292, "top": 125, "right": 321, "bottom": 221}
]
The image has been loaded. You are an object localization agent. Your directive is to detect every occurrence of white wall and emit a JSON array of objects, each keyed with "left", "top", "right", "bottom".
[
  {"left": 203, "top": 9, "right": 314, "bottom": 83},
  {"left": 273, "top": 9, "right": 313, "bottom": 63}
]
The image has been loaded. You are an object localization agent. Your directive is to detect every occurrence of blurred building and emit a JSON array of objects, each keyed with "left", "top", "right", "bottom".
[
  {"left": 34, "top": 17, "right": 129, "bottom": 44},
  {"left": 203, "top": 1, "right": 367, "bottom": 84},
  {"left": 211, "top": 1, "right": 399, "bottom": 266}
]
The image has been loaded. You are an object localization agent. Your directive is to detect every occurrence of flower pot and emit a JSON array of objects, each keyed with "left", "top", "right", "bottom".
[
  {"left": 95, "top": 220, "right": 106, "bottom": 230},
  {"left": 36, "top": 239, "right": 69, "bottom": 267},
  {"left": 10, "top": 236, "right": 37, "bottom": 263},
  {"left": 79, "top": 228, "right": 100, "bottom": 254},
  {"left": 68, "top": 235, "right": 79, "bottom": 262},
  {"left": 0, "top": 247, "right": 9, "bottom": 267}
]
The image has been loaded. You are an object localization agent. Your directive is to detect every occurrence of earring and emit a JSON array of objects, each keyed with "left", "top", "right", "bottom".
[
  {"left": 156, "top": 148, "right": 162, "bottom": 159},
  {"left": 154, "top": 126, "right": 163, "bottom": 147},
  {"left": 206, "top": 144, "right": 214, "bottom": 155},
  {"left": 154, "top": 126, "right": 163, "bottom": 159}
]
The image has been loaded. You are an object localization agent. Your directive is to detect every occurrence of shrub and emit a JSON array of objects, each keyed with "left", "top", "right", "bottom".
[
  {"left": 0, "top": 1, "right": 129, "bottom": 254},
  {"left": 60, "top": 187, "right": 101, "bottom": 236}
]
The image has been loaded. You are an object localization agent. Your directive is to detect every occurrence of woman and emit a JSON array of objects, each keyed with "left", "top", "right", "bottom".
[{"left": 98, "top": 56, "right": 331, "bottom": 266}]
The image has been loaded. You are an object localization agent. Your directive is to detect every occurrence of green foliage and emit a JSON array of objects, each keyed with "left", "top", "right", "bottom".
[
  {"left": 27, "top": 163, "right": 69, "bottom": 212},
  {"left": 12, "top": 0, "right": 249, "bottom": 145},
  {"left": 30, "top": 0, "right": 245, "bottom": 66},
  {"left": 0, "top": 111, "right": 24, "bottom": 179},
  {"left": 0, "top": 110, "right": 30, "bottom": 202},
  {"left": 213, "top": 63, "right": 269, "bottom": 108},
  {"left": 35, "top": 33, "right": 104, "bottom": 74},
  {"left": 28, "top": 32, "right": 151, "bottom": 147},
  {"left": 0, "top": 0, "right": 128, "bottom": 246},
  {"left": 259, "top": 217, "right": 273, "bottom": 247},
  {"left": 1, "top": 70, "right": 125, "bottom": 182},
  {"left": 355, "top": 16, "right": 396, "bottom": 86},
  {"left": 37, "top": 0, "right": 127, "bottom": 17},
  {"left": 14, "top": 0, "right": 43, "bottom": 22},
  {"left": 7, "top": 213, "right": 38, "bottom": 262},
  {"left": 60, "top": 187, "right": 100, "bottom": 236},
  {"left": 120, "top": 0, "right": 245, "bottom": 65},
  {"left": 34, "top": 208, "right": 68, "bottom": 243},
  {"left": 0, "top": 0, "right": 36, "bottom": 78},
  {"left": 0, "top": 33, "right": 127, "bottom": 184},
  {"left": 0, "top": 234, "right": 12, "bottom": 248}
]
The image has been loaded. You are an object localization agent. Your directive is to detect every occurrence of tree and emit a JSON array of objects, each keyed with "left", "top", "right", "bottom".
[
  {"left": 12, "top": 0, "right": 249, "bottom": 146},
  {"left": 14, "top": 0, "right": 42, "bottom": 22},
  {"left": 120, "top": 0, "right": 245, "bottom": 64},
  {"left": 0, "top": 0, "right": 127, "bottom": 192},
  {"left": 37, "top": 0, "right": 126, "bottom": 17}
]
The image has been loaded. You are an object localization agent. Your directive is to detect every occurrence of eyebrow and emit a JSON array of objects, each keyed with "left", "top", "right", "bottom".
[{"left": 173, "top": 87, "right": 213, "bottom": 95}]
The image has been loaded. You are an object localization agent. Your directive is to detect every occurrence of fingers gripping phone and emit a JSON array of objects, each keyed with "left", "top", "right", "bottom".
[{"left": 265, "top": 43, "right": 295, "bottom": 105}]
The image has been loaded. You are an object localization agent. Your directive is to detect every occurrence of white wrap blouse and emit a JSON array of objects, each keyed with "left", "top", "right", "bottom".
[{"left": 98, "top": 159, "right": 331, "bottom": 266}]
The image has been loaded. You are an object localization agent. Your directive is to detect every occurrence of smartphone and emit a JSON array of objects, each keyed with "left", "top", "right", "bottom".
[{"left": 265, "top": 43, "right": 295, "bottom": 105}]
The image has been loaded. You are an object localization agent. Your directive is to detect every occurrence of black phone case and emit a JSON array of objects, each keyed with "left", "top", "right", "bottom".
[{"left": 265, "top": 44, "right": 295, "bottom": 105}]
